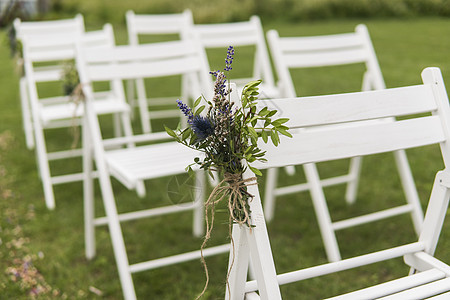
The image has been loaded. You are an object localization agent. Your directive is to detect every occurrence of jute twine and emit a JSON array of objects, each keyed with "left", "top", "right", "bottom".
[{"left": 196, "top": 172, "right": 257, "bottom": 300}]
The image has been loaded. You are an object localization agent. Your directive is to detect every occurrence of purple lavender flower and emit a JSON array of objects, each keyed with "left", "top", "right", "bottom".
[
  {"left": 224, "top": 46, "right": 234, "bottom": 71},
  {"left": 177, "top": 99, "right": 194, "bottom": 124},
  {"left": 191, "top": 115, "right": 215, "bottom": 141}
]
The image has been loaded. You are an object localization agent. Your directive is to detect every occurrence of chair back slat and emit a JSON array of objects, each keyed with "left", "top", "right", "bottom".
[
  {"left": 283, "top": 48, "right": 370, "bottom": 68},
  {"left": 24, "top": 25, "right": 115, "bottom": 63},
  {"left": 126, "top": 9, "right": 194, "bottom": 44},
  {"left": 257, "top": 84, "right": 437, "bottom": 128},
  {"left": 86, "top": 56, "right": 204, "bottom": 81},
  {"left": 255, "top": 116, "right": 444, "bottom": 169},
  {"left": 250, "top": 68, "right": 450, "bottom": 169},
  {"left": 278, "top": 32, "right": 364, "bottom": 52},
  {"left": 14, "top": 14, "right": 85, "bottom": 38},
  {"left": 194, "top": 16, "right": 276, "bottom": 91},
  {"left": 195, "top": 23, "right": 259, "bottom": 47},
  {"left": 82, "top": 40, "right": 197, "bottom": 64},
  {"left": 78, "top": 40, "right": 213, "bottom": 103},
  {"left": 267, "top": 24, "right": 386, "bottom": 97}
]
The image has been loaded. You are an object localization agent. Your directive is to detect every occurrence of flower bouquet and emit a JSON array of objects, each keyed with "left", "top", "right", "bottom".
[{"left": 165, "top": 46, "right": 291, "bottom": 297}]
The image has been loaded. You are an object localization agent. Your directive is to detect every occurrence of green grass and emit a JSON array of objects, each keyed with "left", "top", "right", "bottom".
[{"left": 1, "top": 17, "right": 450, "bottom": 299}]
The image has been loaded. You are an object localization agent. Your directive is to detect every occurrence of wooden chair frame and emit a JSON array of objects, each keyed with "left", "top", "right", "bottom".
[
  {"left": 14, "top": 14, "right": 85, "bottom": 151},
  {"left": 265, "top": 25, "right": 423, "bottom": 262},
  {"left": 77, "top": 40, "right": 230, "bottom": 300},
  {"left": 125, "top": 9, "right": 195, "bottom": 133},
  {"left": 17, "top": 18, "right": 127, "bottom": 209},
  {"left": 193, "top": 15, "right": 279, "bottom": 99},
  {"left": 227, "top": 67, "right": 450, "bottom": 299}
]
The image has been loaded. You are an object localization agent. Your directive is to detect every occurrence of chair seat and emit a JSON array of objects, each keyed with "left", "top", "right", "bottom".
[
  {"left": 105, "top": 141, "right": 199, "bottom": 189},
  {"left": 40, "top": 93, "right": 129, "bottom": 125},
  {"left": 326, "top": 267, "right": 450, "bottom": 300}
]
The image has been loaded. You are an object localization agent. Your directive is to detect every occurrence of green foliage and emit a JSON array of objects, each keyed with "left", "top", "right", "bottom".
[
  {"left": 61, "top": 60, "right": 80, "bottom": 96},
  {"left": 166, "top": 77, "right": 290, "bottom": 178},
  {"left": 1, "top": 18, "right": 450, "bottom": 299},
  {"left": 47, "top": 0, "right": 450, "bottom": 25}
]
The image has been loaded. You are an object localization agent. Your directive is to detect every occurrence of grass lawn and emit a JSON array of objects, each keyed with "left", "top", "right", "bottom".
[{"left": 1, "top": 16, "right": 450, "bottom": 299}]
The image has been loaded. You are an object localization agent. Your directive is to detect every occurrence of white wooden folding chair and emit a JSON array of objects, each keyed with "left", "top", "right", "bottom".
[
  {"left": 77, "top": 40, "right": 230, "bottom": 300},
  {"left": 226, "top": 67, "right": 450, "bottom": 299},
  {"left": 265, "top": 25, "right": 423, "bottom": 262},
  {"left": 14, "top": 14, "right": 85, "bottom": 150},
  {"left": 18, "top": 19, "right": 130, "bottom": 210},
  {"left": 193, "top": 15, "right": 279, "bottom": 99},
  {"left": 125, "top": 9, "right": 195, "bottom": 133}
]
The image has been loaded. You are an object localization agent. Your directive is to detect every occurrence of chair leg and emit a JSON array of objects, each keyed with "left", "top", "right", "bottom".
[
  {"left": 20, "top": 78, "right": 35, "bottom": 150},
  {"left": 345, "top": 156, "right": 363, "bottom": 204},
  {"left": 33, "top": 119, "right": 55, "bottom": 209},
  {"left": 304, "top": 163, "right": 341, "bottom": 262},
  {"left": 83, "top": 121, "right": 96, "bottom": 259},
  {"left": 193, "top": 170, "right": 205, "bottom": 237},
  {"left": 263, "top": 167, "right": 278, "bottom": 222},
  {"left": 394, "top": 150, "right": 424, "bottom": 234},
  {"left": 98, "top": 165, "right": 137, "bottom": 299},
  {"left": 232, "top": 169, "right": 282, "bottom": 300},
  {"left": 226, "top": 223, "right": 251, "bottom": 300}
]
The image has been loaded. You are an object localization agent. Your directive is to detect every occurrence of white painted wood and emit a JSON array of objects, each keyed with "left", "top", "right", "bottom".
[
  {"left": 16, "top": 18, "right": 122, "bottom": 209},
  {"left": 331, "top": 205, "right": 414, "bottom": 231},
  {"left": 255, "top": 116, "right": 444, "bottom": 169},
  {"left": 128, "top": 244, "right": 230, "bottom": 273},
  {"left": 245, "top": 242, "right": 425, "bottom": 293},
  {"left": 405, "top": 252, "right": 450, "bottom": 276},
  {"left": 229, "top": 68, "right": 450, "bottom": 299},
  {"left": 326, "top": 268, "right": 445, "bottom": 300},
  {"left": 256, "top": 85, "right": 436, "bottom": 129},
  {"left": 265, "top": 25, "right": 423, "bottom": 264},
  {"left": 125, "top": 10, "right": 195, "bottom": 133},
  {"left": 78, "top": 43, "right": 221, "bottom": 299},
  {"left": 126, "top": 9, "right": 193, "bottom": 39},
  {"left": 427, "top": 291, "right": 450, "bottom": 299},
  {"left": 377, "top": 277, "right": 450, "bottom": 299},
  {"left": 193, "top": 15, "right": 278, "bottom": 99}
]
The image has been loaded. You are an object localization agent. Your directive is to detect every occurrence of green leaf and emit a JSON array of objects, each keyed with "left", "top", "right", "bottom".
[
  {"left": 267, "top": 110, "right": 277, "bottom": 117},
  {"left": 164, "top": 126, "right": 177, "bottom": 138},
  {"left": 258, "top": 107, "right": 269, "bottom": 116},
  {"left": 248, "top": 127, "right": 258, "bottom": 138},
  {"left": 248, "top": 165, "right": 262, "bottom": 176},
  {"left": 194, "top": 105, "right": 205, "bottom": 115},
  {"left": 272, "top": 118, "right": 289, "bottom": 126},
  {"left": 194, "top": 96, "right": 202, "bottom": 107},
  {"left": 277, "top": 128, "right": 293, "bottom": 138},
  {"left": 261, "top": 130, "right": 268, "bottom": 143},
  {"left": 182, "top": 128, "right": 191, "bottom": 140},
  {"left": 270, "top": 130, "right": 279, "bottom": 146},
  {"left": 243, "top": 80, "right": 262, "bottom": 90}
]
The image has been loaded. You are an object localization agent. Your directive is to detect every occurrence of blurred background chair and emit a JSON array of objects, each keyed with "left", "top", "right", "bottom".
[
  {"left": 14, "top": 14, "right": 85, "bottom": 150},
  {"left": 16, "top": 16, "right": 131, "bottom": 209},
  {"left": 77, "top": 39, "right": 230, "bottom": 300},
  {"left": 264, "top": 25, "right": 423, "bottom": 262},
  {"left": 125, "top": 9, "right": 195, "bottom": 133},
  {"left": 227, "top": 67, "right": 450, "bottom": 299},
  {"left": 193, "top": 15, "right": 280, "bottom": 100}
]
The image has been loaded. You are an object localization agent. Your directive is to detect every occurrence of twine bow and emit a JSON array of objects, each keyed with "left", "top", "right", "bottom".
[{"left": 196, "top": 172, "right": 257, "bottom": 300}]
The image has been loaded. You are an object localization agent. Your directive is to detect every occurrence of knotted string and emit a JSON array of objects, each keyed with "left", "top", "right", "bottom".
[{"left": 196, "top": 172, "right": 257, "bottom": 300}]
